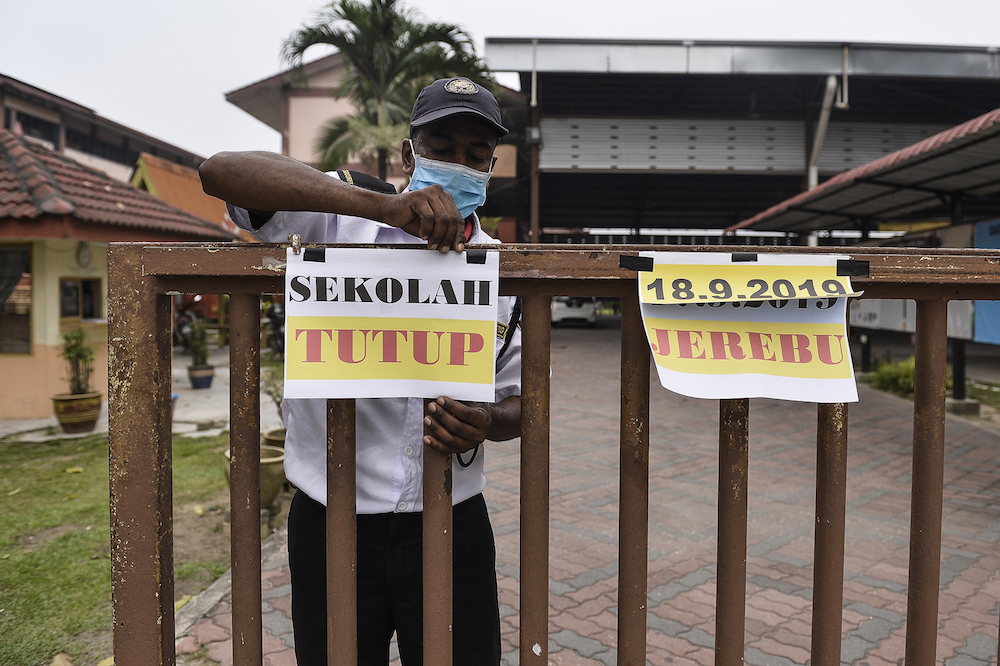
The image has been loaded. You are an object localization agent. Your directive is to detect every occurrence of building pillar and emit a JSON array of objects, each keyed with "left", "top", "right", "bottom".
[{"left": 530, "top": 106, "right": 540, "bottom": 244}]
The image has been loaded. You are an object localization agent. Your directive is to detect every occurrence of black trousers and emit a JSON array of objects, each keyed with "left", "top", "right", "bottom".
[{"left": 287, "top": 491, "right": 501, "bottom": 666}]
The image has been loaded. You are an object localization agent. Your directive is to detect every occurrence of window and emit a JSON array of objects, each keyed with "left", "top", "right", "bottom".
[
  {"left": 93, "top": 137, "right": 125, "bottom": 164},
  {"left": 65, "top": 127, "right": 93, "bottom": 153},
  {"left": 0, "top": 246, "right": 31, "bottom": 354},
  {"left": 60, "top": 278, "right": 102, "bottom": 320},
  {"left": 8, "top": 110, "right": 60, "bottom": 148}
]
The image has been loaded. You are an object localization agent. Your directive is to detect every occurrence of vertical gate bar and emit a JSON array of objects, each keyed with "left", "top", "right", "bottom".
[
  {"left": 520, "top": 293, "right": 552, "bottom": 666},
  {"left": 618, "top": 294, "right": 650, "bottom": 666},
  {"left": 810, "top": 403, "right": 849, "bottom": 666},
  {"left": 904, "top": 299, "right": 948, "bottom": 666},
  {"left": 716, "top": 398, "right": 750, "bottom": 665},
  {"left": 229, "top": 293, "right": 263, "bottom": 666},
  {"left": 155, "top": 289, "right": 176, "bottom": 666},
  {"left": 423, "top": 398, "right": 454, "bottom": 666},
  {"left": 327, "top": 398, "right": 358, "bottom": 666},
  {"left": 109, "top": 244, "right": 174, "bottom": 666}
]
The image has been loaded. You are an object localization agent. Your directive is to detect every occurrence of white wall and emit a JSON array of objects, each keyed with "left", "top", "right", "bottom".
[
  {"left": 63, "top": 148, "right": 135, "bottom": 182},
  {"left": 287, "top": 94, "right": 357, "bottom": 164}
]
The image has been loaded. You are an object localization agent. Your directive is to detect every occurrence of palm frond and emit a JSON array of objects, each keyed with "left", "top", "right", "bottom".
[
  {"left": 313, "top": 114, "right": 408, "bottom": 173},
  {"left": 284, "top": 0, "right": 497, "bottom": 174},
  {"left": 313, "top": 116, "right": 364, "bottom": 173}
]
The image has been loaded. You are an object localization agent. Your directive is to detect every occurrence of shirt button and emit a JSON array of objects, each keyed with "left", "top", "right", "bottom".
[
  {"left": 397, "top": 501, "right": 408, "bottom": 512},
  {"left": 404, "top": 445, "right": 415, "bottom": 457}
]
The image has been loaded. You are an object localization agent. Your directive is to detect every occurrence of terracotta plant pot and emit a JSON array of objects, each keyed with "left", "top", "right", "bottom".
[
  {"left": 223, "top": 445, "right": 286, "bottom": 510},
  {"left": 51, "top": 392, "right": 102, "bottom": 434},
  {"left": 261, "top": 428, "right": 286, "bottom": 448},
  {"left": 187, "top": 364, "right": 215, "bottom": 389}
]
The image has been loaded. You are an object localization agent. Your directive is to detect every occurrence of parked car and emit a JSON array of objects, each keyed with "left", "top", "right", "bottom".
[{"left": 551, "top": 296, "right": 598, "bottom": 327}]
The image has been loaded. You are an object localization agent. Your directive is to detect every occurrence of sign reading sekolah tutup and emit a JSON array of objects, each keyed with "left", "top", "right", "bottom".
[
  {"left": 283, "top": 247, "right": 500, "bottom": 402},
  {"left": 637, "top": 252, "right": 862, "bottom": 403}
]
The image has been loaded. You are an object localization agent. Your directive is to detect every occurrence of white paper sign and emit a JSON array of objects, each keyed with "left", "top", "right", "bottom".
[
  {"left": 283, "top": 247, "right": 500, "bottom": 401},
  {"left": 638, "top": 252, "right": 859, "bottom": 403}
]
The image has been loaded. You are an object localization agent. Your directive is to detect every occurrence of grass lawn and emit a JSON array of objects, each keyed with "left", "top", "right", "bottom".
[
  {"left": 0, "top": 432, "right": 232, "bottom": 666},
  {"left": 966, "top": 379, "right": 1000, "bottom": 410}
]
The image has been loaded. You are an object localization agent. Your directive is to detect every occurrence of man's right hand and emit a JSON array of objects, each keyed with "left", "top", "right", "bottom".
[{"left": 382, "top": 185, "right": 467, "bottom": 254}]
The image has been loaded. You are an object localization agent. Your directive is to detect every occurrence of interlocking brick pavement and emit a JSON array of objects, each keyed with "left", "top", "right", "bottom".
[{"left": 176, "top": 323, "right": 1000, "bottom": 665}]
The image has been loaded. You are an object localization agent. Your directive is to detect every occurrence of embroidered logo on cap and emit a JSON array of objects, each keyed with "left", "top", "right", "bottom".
[{"left": 445, "top": 78, "right": 478, "bottom": 95}]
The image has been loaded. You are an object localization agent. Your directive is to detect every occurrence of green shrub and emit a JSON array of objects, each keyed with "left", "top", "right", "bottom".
[
  {"left": 869, "top": 356, "right": 955, "bottom": 394},
  {"left": 871, "top": 356, "right": 916, "bottom": 393},
  {"left": 188, "top": 319, "right": 210, "bottom": 366},
  {"left": 59, "top": 328, "right": 95, "bottom": 394}
]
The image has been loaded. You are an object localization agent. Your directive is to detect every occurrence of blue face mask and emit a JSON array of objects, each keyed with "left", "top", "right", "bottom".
[{"left": 406, "top": 139, "right": 493, "bottom": 219}]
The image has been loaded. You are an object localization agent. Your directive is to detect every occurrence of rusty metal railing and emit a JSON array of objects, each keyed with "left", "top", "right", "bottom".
[{"left": 108, "top": 242, "right": 1000, "bottom": 666}]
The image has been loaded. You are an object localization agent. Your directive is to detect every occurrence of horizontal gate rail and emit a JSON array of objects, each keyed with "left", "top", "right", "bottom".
[{"left": 108, "top": 242, "right": 1000, "bottom": 666}]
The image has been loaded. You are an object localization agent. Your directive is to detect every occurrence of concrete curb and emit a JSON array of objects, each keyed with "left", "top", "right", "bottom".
[{"left": 174, "top": 525, "right": 288, "bottom": 641}]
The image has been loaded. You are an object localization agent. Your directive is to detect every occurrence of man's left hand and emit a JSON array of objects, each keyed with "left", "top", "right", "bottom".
[{"left": 422, "top": 397, "right": 491, "bottom": 454}]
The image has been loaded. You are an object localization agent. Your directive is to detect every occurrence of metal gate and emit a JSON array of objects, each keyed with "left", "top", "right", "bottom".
[{"left": 108, "top": 242, "right": 1000, "bottom": 665}]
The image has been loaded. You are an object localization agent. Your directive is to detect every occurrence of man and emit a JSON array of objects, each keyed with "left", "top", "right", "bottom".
[{"left": 200, "top": 77, "right": 520, "bottom": 666}]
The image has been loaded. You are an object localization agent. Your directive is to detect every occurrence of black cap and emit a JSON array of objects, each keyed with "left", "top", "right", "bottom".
[{"left": 409, "top": 77, "right": 508, "bottom": 138}]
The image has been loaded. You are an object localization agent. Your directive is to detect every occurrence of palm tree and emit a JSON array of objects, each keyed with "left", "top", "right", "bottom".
[{"left": 282, "top": 0, "right": 495, "bottom": 179}]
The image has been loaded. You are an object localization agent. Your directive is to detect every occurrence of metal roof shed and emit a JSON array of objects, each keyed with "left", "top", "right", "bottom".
[{"left": 727, "top": 106, "right": 1000, "bottom": 235}]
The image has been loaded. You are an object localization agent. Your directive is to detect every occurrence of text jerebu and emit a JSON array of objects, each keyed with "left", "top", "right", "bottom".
[
  {"left": 641, "top": 317, "right": 853, "bottom": 380},
  {"left": 649, "top": 328, "right": 846, "bottom": 365}
]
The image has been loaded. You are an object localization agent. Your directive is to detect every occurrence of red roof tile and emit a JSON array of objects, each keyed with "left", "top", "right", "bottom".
[{"left": 0, "top": 130, "right": 237, "bottom": 240}]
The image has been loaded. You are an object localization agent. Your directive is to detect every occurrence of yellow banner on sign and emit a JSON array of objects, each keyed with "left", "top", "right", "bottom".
[
  {"left": 643, "top": 316, "right": 852, "bottom": 380},
  {"left": 286, "top": 316, "right": 495, "bottom": 384},
  {"left": 640, "top": 263, "right": 860, "bottom": 305}
]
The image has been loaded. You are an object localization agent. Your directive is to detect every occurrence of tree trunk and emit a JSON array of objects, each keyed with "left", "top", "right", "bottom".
[{"left": 378, "top": 148, "right": 388, "bottom": 181}]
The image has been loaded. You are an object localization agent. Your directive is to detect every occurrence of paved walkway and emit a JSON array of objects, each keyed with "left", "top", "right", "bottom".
[{"left": 4, "top": 329, "right": 997, "bottom": 665}]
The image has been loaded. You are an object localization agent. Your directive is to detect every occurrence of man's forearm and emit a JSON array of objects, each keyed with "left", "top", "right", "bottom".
[
  {"left": 200, "top": 150, "right": 468, "bottom": 253},
  {"left": 199, "top": 151, "right": 388, "bottom": 220},
  {"left": 485, "top": 395, "right": 521, "bottom": 441}
]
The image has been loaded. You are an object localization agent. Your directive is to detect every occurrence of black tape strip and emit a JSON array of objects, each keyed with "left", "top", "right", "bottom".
[
  {"left": 731, "top": 252, "right": 758, "bottom": 262},
  {"left": 303, "top": 248, "right": 325, "bottom": 263},
  {"left": 619, "top": 255, "right": 653, "bottom": 272},
  {"left": 837, "top": 259, "right": 870, "bottom": 277},
  {"left": 466, "top": 250, "right": 487, "bottom": 264}
]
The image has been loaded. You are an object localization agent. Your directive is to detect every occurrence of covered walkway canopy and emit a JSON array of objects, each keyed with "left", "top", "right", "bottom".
[{"left": 728, "top": 106, "right": 1000, "bottom": 234}]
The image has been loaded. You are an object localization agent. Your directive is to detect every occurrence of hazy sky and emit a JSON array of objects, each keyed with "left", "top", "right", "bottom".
[{"left": 4, "top": 0, "right": 1000, "bottom": 159}]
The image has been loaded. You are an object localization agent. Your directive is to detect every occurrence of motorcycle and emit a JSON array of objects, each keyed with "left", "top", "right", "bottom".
[
  {"left": 265, "top": 301, "right": 285, "bottom": 359},
  {"left": 173, "top": 295, "right": 202, "bottom": 349}
]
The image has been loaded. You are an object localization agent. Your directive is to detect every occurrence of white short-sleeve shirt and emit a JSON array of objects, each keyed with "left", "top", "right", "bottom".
[{"left": 228, "top": 175, "right": 521, "bottom": 513}]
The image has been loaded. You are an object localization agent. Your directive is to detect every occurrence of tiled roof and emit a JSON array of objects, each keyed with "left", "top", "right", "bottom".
[
  {"left": 132, "top": 153, "right": 228, "bottom": 224},
  {"left": 0, "top": 130, "right": 237, "bottom": 240},
  {"left": 1, "top": 72, "right": 206, "bottom": 167}
]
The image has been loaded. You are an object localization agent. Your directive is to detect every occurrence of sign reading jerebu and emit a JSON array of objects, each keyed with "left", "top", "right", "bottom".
[{"left": 638, "top": 252, "right": 861, "bottom": 403}]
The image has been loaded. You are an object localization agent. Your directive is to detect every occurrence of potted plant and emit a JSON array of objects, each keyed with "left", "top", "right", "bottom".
[
  {"left": 186, "top": 319, "right": 214, "bottom": 389},
  {"left": 260, "top": 366, "right": 285, "bottom": 447},
  {"left": 222, "top": 366, "right": 287, "bottom": 521},
  {"left": 51, "top": 328, "right": 102, "bottom": 433}
]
